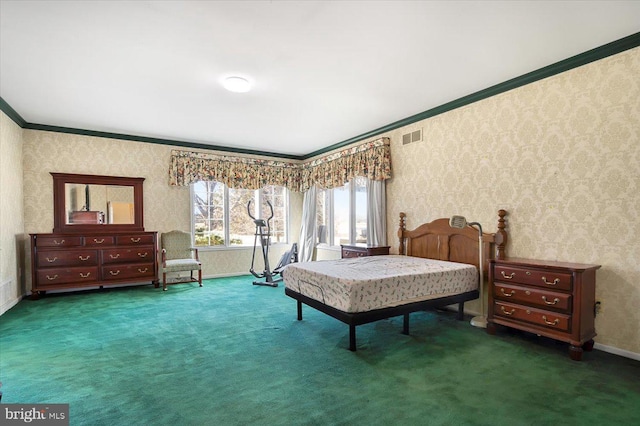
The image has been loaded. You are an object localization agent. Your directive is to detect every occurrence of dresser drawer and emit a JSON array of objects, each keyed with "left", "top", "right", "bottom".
[
  {"left": 494, "top": 301, "right": 571, "bottom": 333},
  {"left": 342, "top": 249, "right": 366, "bottom": 258},
  {"left": 85, "top": 236, "right": 116, "bottom": 246},
  {"left": 341, "top": 245, "right": 390, "bottom": 258},
  {"left": 35, "top": 236, "right": 83, "bottom": 248},
  {"left": 102, "top": 263, "right": 156, "bottom": 280},
  {"left": 493, "top": 282, "right": 571, "bottom": 312},
  {"left": 116, "top": 234, "right": 155, "bottom": 246},
  {"left": 102, "top": 247, "right": 155, "bottom": 264},
  {"left": 37, "top": 250, "right": 99, "bottom": 268},
  {"left": 494, "top": 265, "right": 572, "bottom": 291},
  {"left": 36, "top": 267, "right": 99, "bottom": 286}
]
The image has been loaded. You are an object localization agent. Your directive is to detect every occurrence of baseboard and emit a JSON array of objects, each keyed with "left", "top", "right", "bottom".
[
  {"left": 0, "top": 297, "right": 21, "bottom": 316},
  {"left": 0, "top": 278, "right": 21, "bottom": 316},
  {"left": 203, "top": 272, "right": 254, "bottom": 279},
  {"left": 594, "top": 343, "right": 640, "bottom": 362}
]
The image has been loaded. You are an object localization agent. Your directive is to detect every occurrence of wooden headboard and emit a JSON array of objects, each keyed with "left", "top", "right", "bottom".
[{"left": 397, "top": 210, "right": 508, "bottom": 274}]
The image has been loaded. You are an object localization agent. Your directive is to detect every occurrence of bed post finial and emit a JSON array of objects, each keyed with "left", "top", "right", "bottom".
[
  {"left": 398, "top": 212, "right": 407, "bottom": 255},
  {"left": 495, "top": 209, "right": 508, "bottom": 260}
]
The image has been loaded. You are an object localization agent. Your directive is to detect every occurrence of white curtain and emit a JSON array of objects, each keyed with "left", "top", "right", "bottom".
[
  {"left": 298, "top": 185, "right": 317, "bottom": 262},
  {"left": 366, "top": 179, "right": 386, "bottom": 246}
]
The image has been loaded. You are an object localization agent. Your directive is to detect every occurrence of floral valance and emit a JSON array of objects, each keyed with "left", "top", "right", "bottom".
[
  {"left": 169, "top": 137, "right": 391, "bottom": 192},
  {"left": 299, "top": 137, "right": 391, "bottom": 192},
  {"left": 169, "top": 151, "right": 302, "bottom": 191}
]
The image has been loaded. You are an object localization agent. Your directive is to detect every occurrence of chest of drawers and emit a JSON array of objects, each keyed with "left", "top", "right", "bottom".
[
  {"left": 487, "top": 258, "right": 600, "bottom": 361},
  {"left": 340, "top": 244, "right": 390, "bottom": 259},
  {"left": 30, "top": 232, "right": 158, "bottom": 298}
]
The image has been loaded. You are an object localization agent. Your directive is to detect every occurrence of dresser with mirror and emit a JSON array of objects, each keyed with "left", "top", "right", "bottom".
[{"left": 30, "top": 173, "right": 159, "bottom": 298}]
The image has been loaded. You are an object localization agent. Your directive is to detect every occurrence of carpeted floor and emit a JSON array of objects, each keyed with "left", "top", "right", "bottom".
[{"left": 1, "top": 276, "right": 639, "bottom": 425}]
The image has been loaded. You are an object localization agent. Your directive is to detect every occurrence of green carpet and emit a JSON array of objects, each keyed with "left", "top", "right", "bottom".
[{"left": 1, "top": 276, "right": 639, "bottom": 425}]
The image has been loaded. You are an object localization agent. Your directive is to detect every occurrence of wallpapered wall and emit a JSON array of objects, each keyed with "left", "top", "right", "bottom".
[
  {"left": 21, "top": 132, "right": 303, "bottom": 292},
  {"left": 0, "top": 111, "right": 25, "bottom": 315},
  {"left": 379, "top": 47, "right": 639, "bottom": 356}
]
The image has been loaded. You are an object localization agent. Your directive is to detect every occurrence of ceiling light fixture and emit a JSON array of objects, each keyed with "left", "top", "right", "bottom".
[{"left": 222, "top": 76, "right": 252, "bottom": 93}]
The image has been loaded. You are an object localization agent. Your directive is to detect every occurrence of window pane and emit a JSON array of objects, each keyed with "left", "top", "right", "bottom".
[
  {"left": 193, "top": 182, "right": 225, "bottom": 246},
  {"left": 191, "top": 182, "right": 289, "bottom": 247},
  {"left": 229, "top": 188, "right": 257, "bottom": 246},
  {"left": 333, "top": 182, "right": 350, "bottom": 246},
  {"left": 262, "top": 185, "right": 288, "bottom": 244},
  {"left": 354, "top": 177, "right": 368, "bottom": 243}
]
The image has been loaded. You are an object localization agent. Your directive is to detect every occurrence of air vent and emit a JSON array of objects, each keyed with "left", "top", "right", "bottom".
[{"left": 402, "top": 129, "right": 422, "bottom": 145}]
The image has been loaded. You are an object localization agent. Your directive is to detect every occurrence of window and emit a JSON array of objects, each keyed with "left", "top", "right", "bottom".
[
  {"left": 192, "top": 182, "right": 289, "bottom": 247},
  {"left": 316, "top": 177, "right": 367, "bottom": 246}
]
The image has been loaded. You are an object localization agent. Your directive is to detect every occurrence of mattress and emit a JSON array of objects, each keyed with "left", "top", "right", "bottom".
[{"left": 283, "top": 255, "right": 478, "bottom": 313}]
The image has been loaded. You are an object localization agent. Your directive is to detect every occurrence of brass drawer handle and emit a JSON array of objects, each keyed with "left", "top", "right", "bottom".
[
  {"left": 46, "top": 274, "right": 59, "bottom": 281},
  {"left": 542, "top": 316, "right": 560, "bottom": 326},
  {"left": 79, "top": 272, "right": 91, "bottom": 278},
  {"left": 131, "top": 237, "right": 141, "bottom": 243},
  {"left": 542, "top": 276, "right": 560, "bottom": 286},
  {"left": 53, "top": 239, "right": 65, "bottom": 245},
  {"left": 109, "top": 254, "right": 120, "bottom": 259},
  {"left": 137, "top": 252, "right": 148, "bottom": 258},
  {"left": 501, "top": 271, "right": 515, "bottom": 279},
  {"left": 110, "top": 270, "right": 120, "bottom": 276},
  {"left": 542, "top": 296, "right": 560, "bottom": 305},
  {"left": 138, "top": 268, "right": 148, "bottom": 273},
  {"left": 93, "top": 238, "right": 105, "bottom": 244},
  {"left": 45, "top": 257, "right": 58, "bottom": 263},
  {"left": 500, "top": 306, "right": 516, "bottom": 316},
  {"left": 79, "top": 255, "right": 90, "bottom": 261},
  {"left": 500, "top": 288, "right": 516, "bottom": 297}
]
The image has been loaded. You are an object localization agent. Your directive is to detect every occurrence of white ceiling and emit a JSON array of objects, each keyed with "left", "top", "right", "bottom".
[{"left": 1, "top": 1, "right": 639, "bottom": 157}]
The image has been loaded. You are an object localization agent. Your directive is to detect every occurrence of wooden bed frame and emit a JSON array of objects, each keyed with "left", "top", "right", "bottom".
[{"left": 284, "top": 210, "right": 508, "bottom": 351}]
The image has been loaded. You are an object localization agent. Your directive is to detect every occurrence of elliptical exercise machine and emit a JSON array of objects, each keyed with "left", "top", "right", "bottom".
[{"left": 247, "top": 200, "right": 297, "bottom": 287}]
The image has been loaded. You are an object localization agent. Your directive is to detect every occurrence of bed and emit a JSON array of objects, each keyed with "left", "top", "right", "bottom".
[{"left": 283, "top": 210, "right": 508, "bottom": 351}]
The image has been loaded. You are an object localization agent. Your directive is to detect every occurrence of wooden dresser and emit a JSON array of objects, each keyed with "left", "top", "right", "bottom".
[
  {"left": 341, "top": 244, "right": 390, "bottom": 259},
  {"left": 30, "top": 231, "right": 158, "bottom": 298},
  {"left": 487, "top": 257, "right": 600, "bottom": 361}
]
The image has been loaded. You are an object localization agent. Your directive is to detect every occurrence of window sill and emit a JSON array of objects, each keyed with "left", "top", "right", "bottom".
[
  {"left": 195, "top": 243, "right": 290, "bottom": 252},
  {"left": 315, "top": 244, "right": 340, "bottom": 251}
]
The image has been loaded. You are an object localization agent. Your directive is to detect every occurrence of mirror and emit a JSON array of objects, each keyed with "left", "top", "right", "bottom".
[
  {"left": 52, "top": 173, "right": 145, "bottom": 233},
  {"left": 65, "top": 184, "right": 135, "bottom": 225}
]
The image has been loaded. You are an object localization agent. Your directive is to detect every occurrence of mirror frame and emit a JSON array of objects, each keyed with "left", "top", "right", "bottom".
[{"left": 52, "top": 172, "right": 145, "bottom": 233}]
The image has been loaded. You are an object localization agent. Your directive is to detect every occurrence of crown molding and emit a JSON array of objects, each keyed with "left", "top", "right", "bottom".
[
  {"left": 2, "top": 31, "right": 638, "bottom": 161},
  {"left": 0, "top": 96, "right": 27, "bottom": 127},
  {"left": 21, "top": 122, "right": 302, "bottom": 160}
]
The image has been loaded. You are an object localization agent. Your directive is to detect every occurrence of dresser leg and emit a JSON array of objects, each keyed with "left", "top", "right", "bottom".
[
  {"left": 569, "top": 345, "right": 584, "bottom": 361},
  {"left": 486, "top": 322, "right": 496, "bottom": 335},
  {"left": 582, "top": 339, "right": 595, "bottom": 352}
]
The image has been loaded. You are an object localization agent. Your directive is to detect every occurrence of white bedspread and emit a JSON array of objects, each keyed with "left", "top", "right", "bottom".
[{"left": 283, "top": 255, "right": 478, "bottom": 313}]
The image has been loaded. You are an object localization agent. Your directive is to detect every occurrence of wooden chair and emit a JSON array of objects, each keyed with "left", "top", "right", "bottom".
[{"left": 160, "top": 231, "right": 202, "bottom": 291}]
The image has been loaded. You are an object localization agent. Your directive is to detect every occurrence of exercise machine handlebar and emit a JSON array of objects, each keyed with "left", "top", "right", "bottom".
[{"left": 247, "top": 200, "right": 274, "bottom": 223}]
